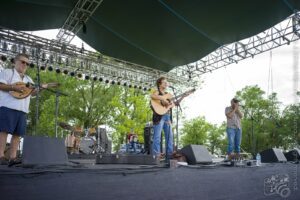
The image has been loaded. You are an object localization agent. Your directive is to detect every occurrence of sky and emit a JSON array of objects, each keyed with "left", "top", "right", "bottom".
[
  {"left": 183, "top": 40, "right": 300, "bottom": 125},
  {"left": 28, "top": 29, "right": 300, "bottom": 126}
]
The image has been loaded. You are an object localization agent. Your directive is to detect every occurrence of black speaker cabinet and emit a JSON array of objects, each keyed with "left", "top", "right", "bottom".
[
  {"left": 22, "top": 135, "right": 68, "bottom": 165},
  {"left": 260, "top": 148, "right": 287, "bottom": 163},
  {"left": 144, "top": 126, "right": 153, "bottom": 155},
  {"left": 179, "top": 145, "right": 212, "bottom": 165},
  {"left": 284, "top": 148, "right": 300, "bottom": 161}
]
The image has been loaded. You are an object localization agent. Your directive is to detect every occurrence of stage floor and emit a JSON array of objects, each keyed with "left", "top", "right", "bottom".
[{"left": 0, "top": 159, "right": 299, "bottom": 200}]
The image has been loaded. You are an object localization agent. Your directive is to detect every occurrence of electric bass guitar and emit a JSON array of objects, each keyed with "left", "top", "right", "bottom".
[
  {"left": 150, "top": 88, "right": 195, "bottom": 115},
  {"left": 10, "top": 82, "right": 59, "bottom": 99}
]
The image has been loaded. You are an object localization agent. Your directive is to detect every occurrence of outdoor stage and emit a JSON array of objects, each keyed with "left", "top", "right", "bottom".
[{"left": 0, "top": 159, "right": 299, "bottom": 200}]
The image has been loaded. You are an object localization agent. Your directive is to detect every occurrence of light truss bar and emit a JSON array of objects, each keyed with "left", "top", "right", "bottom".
[
  {"left": 173, "top": 11, "right": 300, "bottom": 79},
  {"left": 0, "top": 28, "right": 193, "bottom": 88},
  {"left": 56, "top": 0, "right": 104, "bottom": 43}
]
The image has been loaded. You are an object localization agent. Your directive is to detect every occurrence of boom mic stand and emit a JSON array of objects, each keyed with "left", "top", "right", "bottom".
[
  {"left": 170, "top": 87, "right": 182, "bottom": 152},
  {"left": 34, "top": 46, "right": 41, "bottom": 135}
]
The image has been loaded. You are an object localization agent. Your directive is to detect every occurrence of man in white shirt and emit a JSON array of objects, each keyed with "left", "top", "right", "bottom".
[
  {"left": 0, "top": 62, "right": 4, "bottom": 72},
  {"left": 0, "top": 53, "right": 35, "bottom": 165}
]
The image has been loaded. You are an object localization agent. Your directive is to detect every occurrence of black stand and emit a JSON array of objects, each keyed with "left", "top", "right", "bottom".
[
  {"left": 163, "top": 87, "right": 182, "bottom": 166},
  {"left": 34, "top": 47, "right": 41, "bottom": 135},
  {"left": 170, "top": 87, "right": 182, "bottom": 152},
  {"left": 36, "top": 87, "right": 68, "bottom": 138},
  {"left": 249, "top": 113, "right": 258, "bottom": 158}
]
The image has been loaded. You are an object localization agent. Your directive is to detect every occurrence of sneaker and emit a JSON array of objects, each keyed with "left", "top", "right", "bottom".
[
  {"left": 0, "top": 157, "right": 8, "bottom": 165},
  {"left": 8, "top": 158, "right": 22, "bottom": 167}
]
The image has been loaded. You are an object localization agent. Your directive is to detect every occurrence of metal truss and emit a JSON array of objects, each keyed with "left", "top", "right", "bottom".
[
  {"left": 173, "top": 11, "right": 300, "bottom": 79},
  {"left": 0, "top": 28, "right": 193, "bottom": 89},
  {"left": 56, "top": 0, "right": 104, "bottom": 44}
]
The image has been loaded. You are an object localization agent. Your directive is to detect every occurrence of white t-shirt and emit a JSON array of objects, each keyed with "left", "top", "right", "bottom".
[
  {"left": 0, "top": 68, "right": 34, "bottom": 113},
  {"left": 0, "top": 63, "right": 4, "bottom": 72}
]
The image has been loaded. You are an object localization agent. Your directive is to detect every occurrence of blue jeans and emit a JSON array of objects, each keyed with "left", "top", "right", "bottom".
[
  {"left": 152, "top": 114, "right": 173, "bottom": 156},
  {"left": 226, "top": 128, "right": 242, "bottom": 154}
]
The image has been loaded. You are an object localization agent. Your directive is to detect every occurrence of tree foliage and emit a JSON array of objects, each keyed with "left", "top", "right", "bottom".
[{"left": 26, "top": 69, "right": 152, "bottom": 151}]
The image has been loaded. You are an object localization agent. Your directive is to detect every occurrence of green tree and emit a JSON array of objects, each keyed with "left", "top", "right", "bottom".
[
  {"left": 235, "top": 85, "right": 292, "bottom": 155},
  {"left": 180, "top": 116, "right": 226, "bottom": 155},
  {"left": 207, "top": 123, "right": 226, "bottom": 155},
  {"left": 180, "top": 116, "right": 210, "bottom": 147},
  {"left": 110, "top": 88, "right": 152, "bottom": 151}
]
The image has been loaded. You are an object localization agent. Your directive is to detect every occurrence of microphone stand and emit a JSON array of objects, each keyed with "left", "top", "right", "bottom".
[
  {"left": 34, "top": 47, "right": 41, "bottom": 136},
  {"left": 170, "top": 87, "right": 182, "bottom": 152},
  {"left": 41, "top": 87, "right": 68, "bottom": 138}
]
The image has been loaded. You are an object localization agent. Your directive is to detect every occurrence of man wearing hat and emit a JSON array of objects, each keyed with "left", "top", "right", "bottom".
[{"left": 225, "top": 98, "right": 243, "bottom": 160}]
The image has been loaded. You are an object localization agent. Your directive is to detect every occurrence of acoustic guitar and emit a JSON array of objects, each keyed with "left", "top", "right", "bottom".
[
  {"left": 150, "top": 88, "right": 195, "bottom": 115},
  {"left": 10, "top": 82, "right": 59, "bottom": 99}
]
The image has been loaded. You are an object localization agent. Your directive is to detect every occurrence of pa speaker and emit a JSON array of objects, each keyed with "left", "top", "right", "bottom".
[
  {"left": 179, "top": 145, "right": 212, "bottom": 165},
  {"left": 144, "top": 126, "right": 153, "bottom": 155},
  {"left": 260, "top": 148, "right": 287, "bottom": 163},
  {"left": 284, "top": 148, "right": 300, "bottom": 161},
  {"left": 22, "top": 135, "right": 68, "bottom": 165}
]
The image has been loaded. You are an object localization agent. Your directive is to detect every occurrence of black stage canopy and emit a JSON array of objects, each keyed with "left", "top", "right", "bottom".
[{"left": 0, "top": 0, "right": 300, "bottom": 71}]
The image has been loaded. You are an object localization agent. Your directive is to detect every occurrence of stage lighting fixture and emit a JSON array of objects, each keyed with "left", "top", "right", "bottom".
[
  {"left": 93, "top": 76, "right": 98, "bottom": 81},
  {"left": 99, "top": 77, "right": 103, "bottom": 82},
  {"left": 63, "top": 69, "right": 68, "bottom": 75},
  {"left": 70, "top": 71, "right": 75, "bottom": 76},
  {"left": 85, "top": 75, "right": 90, "bottom": 80},
  {"left": 48, "top": 66, "right": 53, "bottom": 71},
  {"left": 40, "top": 66, "right": 46, "bottom": 70},
  {"left": 29, "top": 63, "right": 35, "bottom": 68},
  {"left": 111, "top": 80, "right": 115, "bottom": 85},
  {"left": 55, "top": 68, "right": 61, "bottom": 73},
  {"left": 77, "top": 73, "right": 82, "bottom": 78},
  {"left": 105, "top": 80, "right": 110, "bottom": 84},
  {"left": 0, "top": 55, "right": 7, "bottom": 62}
]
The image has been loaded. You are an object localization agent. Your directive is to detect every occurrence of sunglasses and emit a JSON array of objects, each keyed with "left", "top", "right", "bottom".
[{"left": 18, "top": 60, "right": 30, "bottom": 66}]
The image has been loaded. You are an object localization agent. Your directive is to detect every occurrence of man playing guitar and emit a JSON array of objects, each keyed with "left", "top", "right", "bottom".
[
  {"left": 150, "top": 77, "right": 193, "bottom": 161},
  {"left": 0, "top": 53, "right": 47, "bottom": 166}
]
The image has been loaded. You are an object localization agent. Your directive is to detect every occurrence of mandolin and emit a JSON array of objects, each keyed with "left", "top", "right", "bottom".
[
  {"left": 10, "top": 82, "right": 59, "bottom": 99},
  {"left": 150, "top": 88, "right": 195, "bottom": 115}
]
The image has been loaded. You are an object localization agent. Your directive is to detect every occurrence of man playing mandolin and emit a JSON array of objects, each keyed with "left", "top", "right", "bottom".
[
  {"left": 150, "top": 77, "right": 192, "bottom": 161},
  {"left": 0, "top": 53, "right": 45, "bottom": 166}
]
